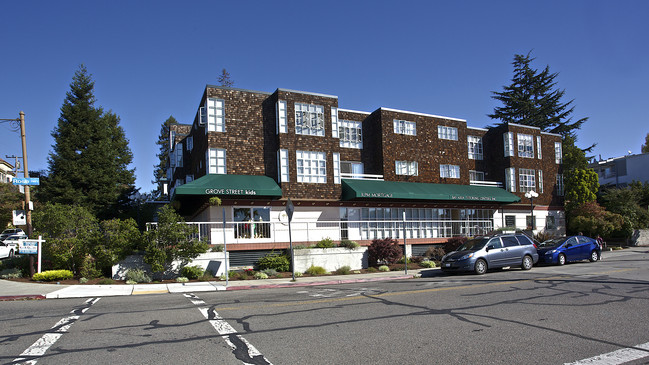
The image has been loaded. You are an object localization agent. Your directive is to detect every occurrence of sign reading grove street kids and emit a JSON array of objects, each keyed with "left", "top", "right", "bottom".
[{"left": 205, "top": 188, "right": 257, "bottom": 195}]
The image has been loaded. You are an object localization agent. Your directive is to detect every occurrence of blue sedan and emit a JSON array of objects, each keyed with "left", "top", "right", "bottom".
[{"left": 537, "top": 236, "right": 601, "bottom": 265}]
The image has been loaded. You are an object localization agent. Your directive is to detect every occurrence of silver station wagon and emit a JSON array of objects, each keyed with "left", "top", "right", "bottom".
[{"left": 441, "top": 233, "right": 539, "bottom": 275}]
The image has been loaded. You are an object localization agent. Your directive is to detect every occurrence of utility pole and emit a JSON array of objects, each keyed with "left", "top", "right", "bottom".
[{"left": 19, "top": 111, "right": 33, "bottom": 237}]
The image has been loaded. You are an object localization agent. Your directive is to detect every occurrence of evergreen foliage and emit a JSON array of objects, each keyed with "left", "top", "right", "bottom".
[
  {"left": 564, "top": 168, "right": 599, "bottom": 210},
  {"left": 642, "top": 133, "right": 649, "bottom": 153},
  {"left": 568, "top": 202, "right": 627, "bottom": 238},
  {"left": 38, "top": 65, "right": 135, "bottom": 220},
  {"left": 599, "top": 182, "right": 649, "bottom": 231},
  {"left": 218, "top": 68, "right": 234, "bottom": 87},
  {"left": 489, "top": 52, "right": 587, "bottom": 138},
  {"left": 0, "top": 183, "right": 22, "bottom": 229},
  {"left": 152, "top": 116, "right": 178, "bottom": 199}
]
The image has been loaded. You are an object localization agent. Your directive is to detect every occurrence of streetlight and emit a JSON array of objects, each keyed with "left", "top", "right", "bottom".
[{"left": 524, "top": 190, "right": 539, "bottom": 231}]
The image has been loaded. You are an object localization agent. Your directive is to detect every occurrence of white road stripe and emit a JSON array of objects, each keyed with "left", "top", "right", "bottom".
[
  {"left": 566, "top": 342, "right": 649, "bottom": 365},
  {"left": 12, "top": 298, "right": 100, "bottom": 364},
  {"left": 184, "top": 293, "right": 272, "bottom": 364}
]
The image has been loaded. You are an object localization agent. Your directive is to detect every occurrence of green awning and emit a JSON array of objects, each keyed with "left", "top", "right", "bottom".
[
  {"left": 174, "top": 174, "right": 283, "bottom": 197},
  {"left": 341, "top": 179, "right": 520, "bottom": 203}
]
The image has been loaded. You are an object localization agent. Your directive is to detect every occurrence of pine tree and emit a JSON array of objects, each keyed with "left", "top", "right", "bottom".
[
  {"left": 152, "top": 116, "right": 178, "bottom": 199},
  {"left": 642, "top": 133, "right": 649, "bottom": 153},
  {"left": 38, "top": 65, "right": 135, "bottom": 219},
  {"left": 489, "top": 52, "right": 587, "bottom": 138},
  {"left": 218, "top": 68, "right": 234, "bottom": 87}
]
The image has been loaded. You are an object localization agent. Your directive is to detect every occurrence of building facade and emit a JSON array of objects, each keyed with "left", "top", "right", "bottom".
[
  {"left": 164, "top": 85, "right": 565, "bottom": 255},
  {"left": 590, "top": 153, "right": 649, "bottom": 187},
  {"left": 0, "top": 159, "right": 15, "bottom": 184}
]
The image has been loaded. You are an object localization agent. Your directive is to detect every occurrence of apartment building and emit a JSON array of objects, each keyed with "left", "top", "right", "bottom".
[
  {"left": 590, "top": 152, "right": 649, "bottom": 187},
  {"left": 0, "top": 159, "right": 15, "bottom": 184},
  {"left": 164, "top": 85, "right": 565, "bottom": 255}
]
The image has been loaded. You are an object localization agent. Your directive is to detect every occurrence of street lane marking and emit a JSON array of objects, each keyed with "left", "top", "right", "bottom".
[
  {"left": 12, "top": 297, "right": 100, "bottom": 364},
  {"left": 565, "top": 341, "right": 649, "bottom": 365},
  {"left": 184, "top": 293, "right": 273, "bottom": 365}
]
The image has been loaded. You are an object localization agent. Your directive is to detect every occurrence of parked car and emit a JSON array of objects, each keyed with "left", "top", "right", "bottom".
[
  {"left": 0, "top": 235, "right": 24, "bottom": 259},
  {"left": 441, "top": 233, "right": 539, "bottom": 275},
  {"left": 537, "top": 236, "right": 601, "bottom": 265},
  {"left": 0, "top": 228, "right": 25, "bottom": 242}
]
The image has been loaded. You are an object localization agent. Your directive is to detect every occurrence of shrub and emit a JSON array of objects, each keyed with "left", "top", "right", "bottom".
[
  {"left": 293, "top": 244, "right": 313, "bottom": 250},
  {"left": 420, "top": 260, "right": 437, "bottom": 268},
  {"left": 366, "top": 267, "right": 378, "bottom": 273},
  {"left": 334, "top": 266, "right": 352, "bottom": 275},
  {"left": 32, "top": 270, "right": 73, "bottom": 281},
  {"left": 315, "top": 237, "right": 335, "bottom": 248},
  {"left": 424, "top": 246, "right": 446, "bottom": 261},
  {"left": 378, "top": 265, "right": 390, "bottom": 272},
  {"left": 294, "top": 271, "right": 303, "bottom": 277},
  {"left": 339, "top": 240, "right": 360, "bottom": 249},
  {"left": 176, "top": 277, "right": 189, "bottom": 283},
  {"left": 257, "top": 253, "right": 290, "bottom": 272},
  {"left": 443, "top": 237, "right": 467, "bottom": 254},
  {"left": 391, "top": 264, "right": 406, "bottom": 271},
  {"left": 397, "top": 256, "right": 423, "bottom": 264},
  {"left": 305, "top": 265, "right": 328, "bottom": 275},
  {"left": 199, "top": 271, "right": 214, "bottom": 281},
  {"left": 254, "top": 272, "right": 269, "bottom": 279},
  {"left": 0, "top": 268, "right": 22, "bottom": 279},
  {"left": 97, "top": 278, "right": 116, "bottom": 285},
  {"left": 79, "top": 277, "right": 89, "bottom": 284},
  {"left": 80, "top": 254, "right": 102, "bottom": 279},
  {"left": 368, "top": 238, "right": 403, "bottom": 266},
  {"left": 125, "top": 268, "right": 152, "bottom": 283},
  {"left": 211, "top": 245, "right": 224, "bottom": 252},
  {"left": 262, "top": 268, "right": 278, "bottom": 277},
  {"left": 125, "top": 280, "right": 136, "bottom": 285},
  {"left": 180, "top": 265, "right": 204, "bottom": 280}
]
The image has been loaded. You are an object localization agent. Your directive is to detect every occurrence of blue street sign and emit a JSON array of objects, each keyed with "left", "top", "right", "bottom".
[{"left": 12, "top": 177, "right": 39, "bottom": 186}]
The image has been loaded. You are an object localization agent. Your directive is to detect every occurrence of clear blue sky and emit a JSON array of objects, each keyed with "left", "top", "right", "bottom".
[{"left": 1, "top": 0, "right": 647, "bottom": 193}]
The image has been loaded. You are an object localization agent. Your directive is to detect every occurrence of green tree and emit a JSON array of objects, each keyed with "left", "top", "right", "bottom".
[
  {"left": 599, "top": 182, "right": 649, "bottom": 231},
  {"left": 642, "top": 133, "right": 649, "bottom": 153},
  {"left": 568, "top": 202, "right": 627, "bottom": 238},
  {"left": 218, "top": 68, "right": 234, "bottom": 87},
  {"left": 152, "top": 116, "right": 178, "bottom": 200},
  {"left": 37, "top": 65, "right": 135, "bottom": 220},
  {"left": 489, "top": 52, "right": 587, "bottom": 138},
  {"left": 564, "top": 168, "right": 599, "bottom": 210},
  {"left": 143, "top": 205, "right": 209, "bottom": 275},
  {"left": 0, "top": 183, "right": 22, "bottom": 229}
]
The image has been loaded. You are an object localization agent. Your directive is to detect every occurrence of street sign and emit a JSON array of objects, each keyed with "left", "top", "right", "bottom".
[
  {"left": 12, "top": 177, "right": 39, "bottom": 186},
  {"left": 12, "top": 210, "right": 26, "bottom": 225},
  {"left": 285, "top": 198, "right": 294, "bottom": 222}
]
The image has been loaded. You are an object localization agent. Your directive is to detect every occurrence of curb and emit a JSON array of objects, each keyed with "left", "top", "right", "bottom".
[
  {"left": 0, "top": 295, "right": 46, "bottom": 301},
  {"left": 226, "top": 274, "right": 415, "bottom": 291}
]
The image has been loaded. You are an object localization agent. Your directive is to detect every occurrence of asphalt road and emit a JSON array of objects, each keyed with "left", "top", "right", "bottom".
[{"left": 2, "top": 248, "right": 649, "bottom": 364}]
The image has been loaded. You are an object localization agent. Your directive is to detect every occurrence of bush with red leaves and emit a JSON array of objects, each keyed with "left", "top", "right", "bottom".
[{"left": 368, "top": 238, "right": 403, "bottom": 266}]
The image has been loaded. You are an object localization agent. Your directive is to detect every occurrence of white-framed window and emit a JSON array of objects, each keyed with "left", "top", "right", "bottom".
[
  {"left": 207, "top": 148, "right": 226, "bottom": 174},
  {"left": 341, "top": 161, "right": 364, "bottom": 179},
  {"left": 333, "top": 153, "right": 340, "bottom": 184},
  {"left": 538, "top": 170, "right": 544, "bottom": 193},
  {"left": 505, "top": 167, "right": 516, "bottom": 192},
  {"left": 517, "top": 134, "right": 534, "bottom": 158},
  {"left": 440, "top": 164, "right": 460, "bottom": 179},
  {"left": 276, "top": 100, "right": 287, "bottom": 134},
  {"left": 536, "top": 136, "right": 542, "bottom": 159},
  {"left": 186, "top": 137, "right": 193, "bottom": 152},
  {"left": 504, "top": 132, "right": 514, "bottom": 157},
  {"left": 438, "top": 126, "right": 458, "bottom": 141},
  {"left": 555, "top": 142, "right": 563, "bottom": 164},
  {"left": 556, "top": 174, "right": 564, "bottom": 196},
  {"left": 467, "top": 136, "right": 483, "bottom": 160},
  {"left": 470, "top": 170, "right": 485, "bottom": 181},
  {"left": 331, "top": 107, "right": 339, "bottom": 138},
  {"left": 339, "top": 120, "right": 363, "bottom": 148},
  {"left": 295, "top": 103, "right": 325, "bottom": 136},
  {"left": 278, "top": 149, "right": 289, "bottom": 183},
  {"left": 393, "top": 119, "right": 416, "bottom": 136},
  {"left": 207, "top": 98, "right": 225, "bottom": 132},
  {"left": 396, "top": 161, "right": 418, "bottom": 176},
  {"left": 519, "top": 168, "right": 536, "bottom": 192},
  {"left": 296, "top": 150, "right": 326, "bottom": 183},
  {"left": 176, "top": 144, "right": 183, "bottom": 168}
]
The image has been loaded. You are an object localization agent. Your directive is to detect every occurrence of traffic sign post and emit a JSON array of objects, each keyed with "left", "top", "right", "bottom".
[{"left": 286, "top": 199, "right": 295, "bottom": 281}]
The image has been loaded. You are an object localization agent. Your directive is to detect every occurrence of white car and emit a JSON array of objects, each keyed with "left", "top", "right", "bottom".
[
  {"left": 0, "top": 234, "right": 27, "bottom": 259},
  {"left": 0, "top": 228, "right": 25, "bottom": 242}
]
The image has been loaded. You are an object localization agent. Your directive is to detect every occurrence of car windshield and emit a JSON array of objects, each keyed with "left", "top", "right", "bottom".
[
  {"left": 538, "top": 239, "right": 561, "bottom": 248},
  {"left": 456, "top": 238, "right": 489, "bottom": 251}
]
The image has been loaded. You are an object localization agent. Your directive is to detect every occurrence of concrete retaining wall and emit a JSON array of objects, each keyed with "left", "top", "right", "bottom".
[
  {"left": 112, "top": 252, "right": 229, "bottom": 280},
  {"left": 631, "top": 229, "right": 649, "bottom": 246},
  {"left": 293, "top": 247, "right": 368, "bottom": 273}
]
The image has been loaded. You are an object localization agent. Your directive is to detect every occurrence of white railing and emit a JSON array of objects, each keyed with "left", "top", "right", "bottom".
[
  {"left": 147, "top": 219, "right": 494, "bottom": 245},
  {"left": 340, "top": 173, "right": 384, "bottom": 180},
  {"left": 469, "top": 180, "right": 503, "bottom": 188}
]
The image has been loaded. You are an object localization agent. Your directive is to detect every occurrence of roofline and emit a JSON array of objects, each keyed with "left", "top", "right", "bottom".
[
  {"left": 338, "top": 108, "right": 371, "bottom": 115},
  {"left": 467, "top": 126, "right": 489, "bottom": 131},
  {"left": 379, "top": 107, "right": 466, "bottom": 123},
  {"left": 277, "top": 88, "right": 338, "bottom": 99},
  {"left": 507, "top": 122, "right": 540, "bottom": 131},
  {"left": 205, "top": 84, "right": 273, "bottom": 96},
  {"left": 540, "top": 131, "right": 562, "bottom": 137}
]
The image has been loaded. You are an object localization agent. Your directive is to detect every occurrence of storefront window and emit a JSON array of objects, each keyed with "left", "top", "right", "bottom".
[{"left": 234, "top": 207, "right": 271, "bottom": 239}]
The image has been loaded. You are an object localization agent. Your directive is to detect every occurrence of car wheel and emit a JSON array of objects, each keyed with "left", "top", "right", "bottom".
[
  {"left": 474, "top": 259, "right": 487, "bottom": 275},
  {"left": 589, "top": 250, "right": 599, "bottom": 262},
  {"left": 521, "top": 255, "right": 533, "bottom": 270},
  {"left": 558, "top": 253, "right": 566, "bottom": 266}
]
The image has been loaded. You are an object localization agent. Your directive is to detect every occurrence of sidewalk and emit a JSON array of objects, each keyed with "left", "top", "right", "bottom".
[{"left": 0, "top": 269, "right": 426, "bottom": 300}]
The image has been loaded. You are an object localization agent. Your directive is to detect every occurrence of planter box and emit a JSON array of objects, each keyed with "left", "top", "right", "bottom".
[
  {"left": 293, "top": 247, "right": 368, "bottom": 273},
  {"left": 112, "top": 252, "right": 229, "bottom": 280}
]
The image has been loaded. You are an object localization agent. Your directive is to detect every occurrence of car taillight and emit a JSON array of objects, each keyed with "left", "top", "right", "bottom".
[{"left": 533, "top": 243, "right": 538, "bottom": 249}]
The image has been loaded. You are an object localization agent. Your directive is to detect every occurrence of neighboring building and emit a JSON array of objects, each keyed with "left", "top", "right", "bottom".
[
  {"left": 0, "top": 159, "right": 15, "bottom": 184},
  {"left": 590, "top": 153, "right": 649, "bottom": 187},
  {"left": 163, "top": 85, "right": 565, "bottom": 260}
]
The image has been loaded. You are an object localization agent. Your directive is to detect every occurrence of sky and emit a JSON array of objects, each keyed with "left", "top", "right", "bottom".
[{"left": 1, "top": 0, "right": 647, "bottom": 193}]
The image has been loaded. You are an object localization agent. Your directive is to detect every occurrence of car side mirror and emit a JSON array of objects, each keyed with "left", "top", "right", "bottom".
[
  {"left": 486, "top": 245, "right": 494, "bottom": 251},
  {"left": 566, "top": 243, "right": 572, "bottom": 248}
]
